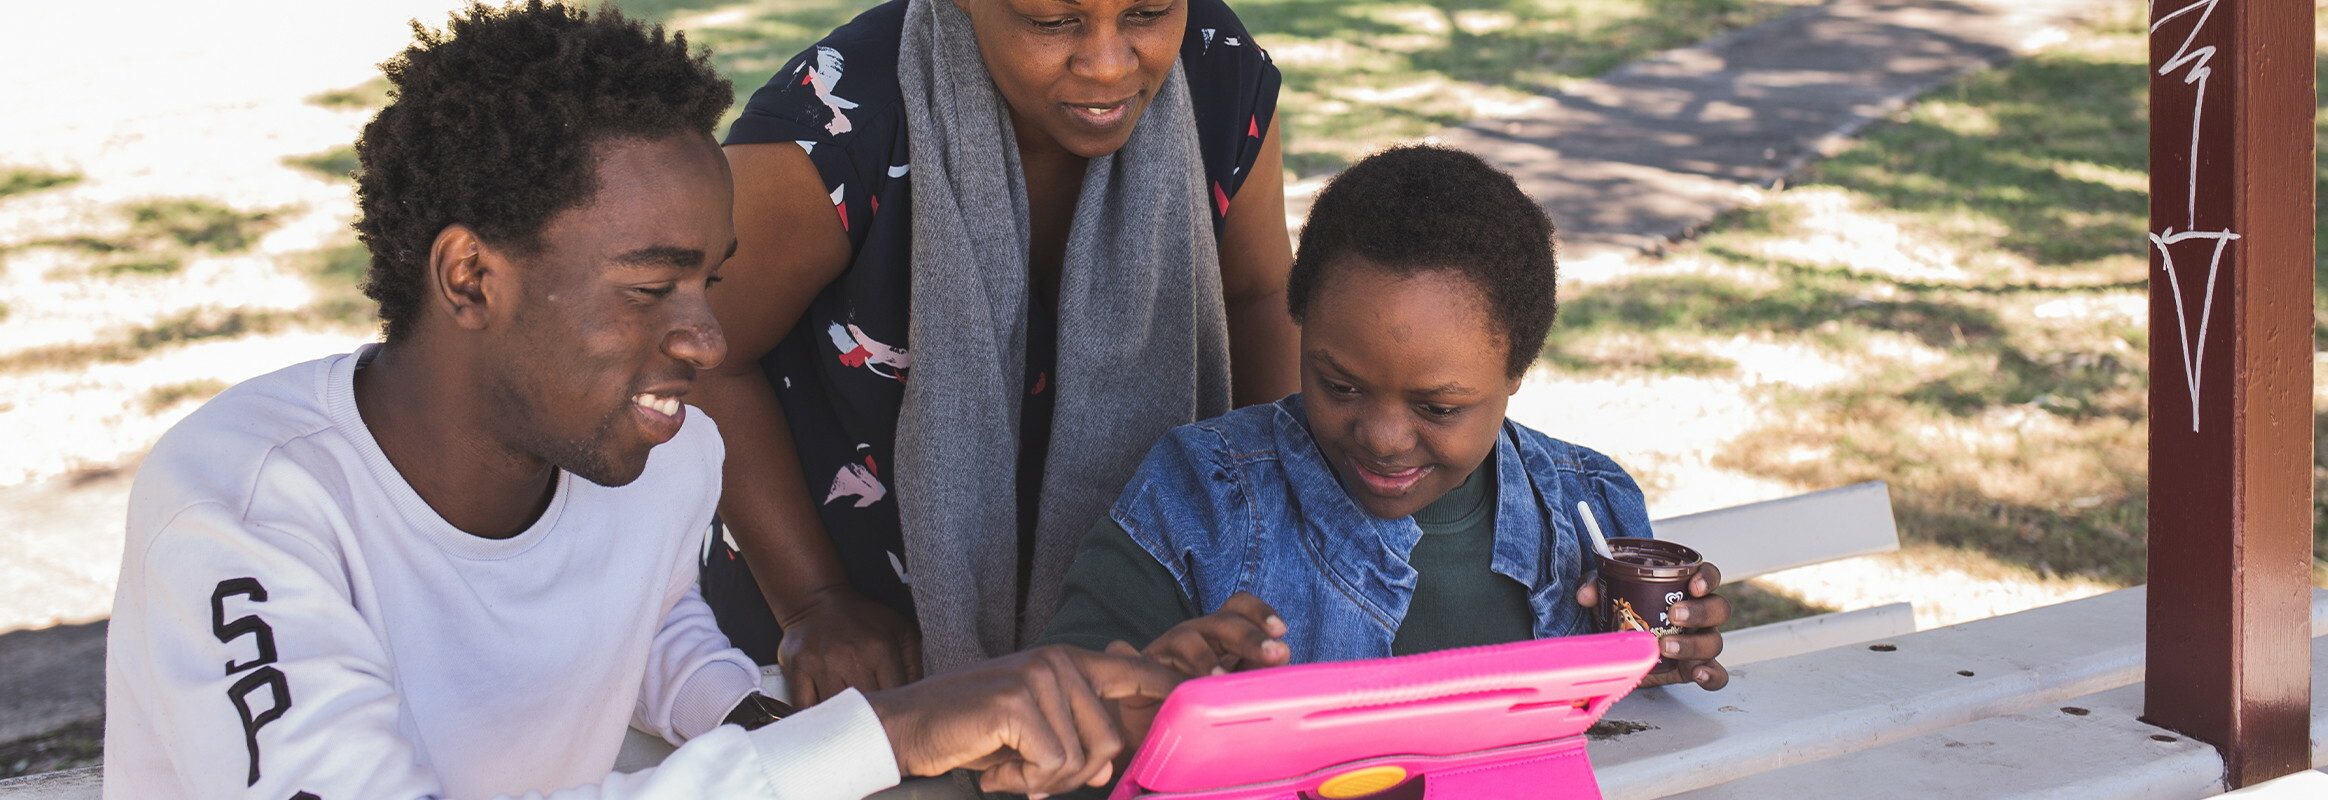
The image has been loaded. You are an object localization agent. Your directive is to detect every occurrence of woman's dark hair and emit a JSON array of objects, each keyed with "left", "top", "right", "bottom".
[
  {"left": 1286, "top": 144, "right": 1558, "bottom": 378},
  {"left": 352, "top": 1, "right": 731, "bottom": 340}
]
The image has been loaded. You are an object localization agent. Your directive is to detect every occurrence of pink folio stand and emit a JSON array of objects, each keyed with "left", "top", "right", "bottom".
[{"left": 1110, "top": 631, "right": 1660, "bottom": 800}]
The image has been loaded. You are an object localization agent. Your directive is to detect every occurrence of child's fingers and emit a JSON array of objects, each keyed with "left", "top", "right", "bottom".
[
  {"left": 1669, "top": 594, "right": 1730, "bottom": 629},
  {"left": 1658, "top": 630, "right": 1724, "bottom": 662},
  {"left": 1689, "top": 659, "right": 1730, "bottom": 691},
  {"left": 1575, "top": 571, "right": 1600, "bottom": 608},
  {"left": 1690, "top": 562, "right": 1725, "bottom": 597}
]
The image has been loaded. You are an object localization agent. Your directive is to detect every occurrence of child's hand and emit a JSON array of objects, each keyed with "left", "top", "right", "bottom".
[
  {"left": 1575, "top": 562, "right": 1731, "bottom": 691},
  {"left": 1137, "top": 592, "right": 1291, "bottom": 678}
]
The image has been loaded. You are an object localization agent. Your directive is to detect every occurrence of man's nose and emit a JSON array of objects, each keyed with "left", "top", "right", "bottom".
[{"left": 665, "top": 303, "right": 727, "bottom": 372}]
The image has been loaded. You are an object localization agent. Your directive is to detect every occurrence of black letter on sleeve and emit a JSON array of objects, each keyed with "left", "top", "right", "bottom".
[{"left": 213, "top": 577, "right": 291, "bottom": 786}]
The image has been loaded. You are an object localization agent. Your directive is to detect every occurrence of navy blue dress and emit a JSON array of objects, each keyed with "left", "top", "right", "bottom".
[{"left": 704, "top": 0, "right": 1282, "bottom": 663}]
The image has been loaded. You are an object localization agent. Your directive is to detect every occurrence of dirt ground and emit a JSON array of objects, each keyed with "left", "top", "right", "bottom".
[{"left": 0, "top": 0, "right": 2122, "bottom": 640}]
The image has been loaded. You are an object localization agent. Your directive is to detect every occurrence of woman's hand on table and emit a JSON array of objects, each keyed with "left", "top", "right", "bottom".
[
  {"left": 775, "top": 585, "right": 923, "bottom": 707},
  {"left": 1576, "top": 561, "right": 1732, "bottom": 691}
]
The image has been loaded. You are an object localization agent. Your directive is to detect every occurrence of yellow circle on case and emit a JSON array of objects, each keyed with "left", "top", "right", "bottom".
[{"left": 1317, "top": 765, "right": 1409, "bottom": 798}]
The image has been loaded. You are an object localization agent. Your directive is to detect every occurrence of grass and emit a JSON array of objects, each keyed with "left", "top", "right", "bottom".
[
  {"left": 307, "top": 78, "right": 392, "bottom": 110},
  {"left": 286, "top": 145, "right": 358, "bottom": 181},
  {"left": 124, "top": 199, "right": 274, "bottom": 252},
  {"left": 1543, "top": 7, "right": 2328, "bottom": 596},
  {"left": 582, "top": 0, "right": 1816, "bottom": 180},
  {"left": 10, "top": 198, "right": 276, "bottom": 282},
  {"left": 0, "top": 166, "right": 80, "bottom": 199},
  {"left": 140, "top": 379, "right": 229, "bottom": 413},
  {"left": 0, "top": 308, "right": 312, "bottom": 373}
]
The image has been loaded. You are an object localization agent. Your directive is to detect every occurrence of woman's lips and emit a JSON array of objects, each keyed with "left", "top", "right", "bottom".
[
  {"left": 1353, "top": 460, "right": 1430, "bottom": 496},
  {"left": 1063, "top": 97, "right": 1134, "bottom": 130}
]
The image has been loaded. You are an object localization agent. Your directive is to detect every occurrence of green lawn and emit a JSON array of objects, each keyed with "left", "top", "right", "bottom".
[
  {"left": 1544, "top": 7, "right": 2328, "bottom": 589},
  {"left": 611, "top": 0, "right": 1816, "bottom": 179}
]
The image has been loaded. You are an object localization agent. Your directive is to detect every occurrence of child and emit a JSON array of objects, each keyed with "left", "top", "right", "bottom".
[{"left": 1041, "top": 145, "right": 1730, "bottom": 692}]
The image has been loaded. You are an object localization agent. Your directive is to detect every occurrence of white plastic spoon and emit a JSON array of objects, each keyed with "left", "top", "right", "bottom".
[{"left": 1577, "top": 500, "right": 1616, "bottom": 560}]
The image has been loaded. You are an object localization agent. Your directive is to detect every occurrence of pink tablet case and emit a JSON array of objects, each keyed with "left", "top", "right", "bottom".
[{"left": 1109, "top": 631, "right": 1659, "bottom": 800}]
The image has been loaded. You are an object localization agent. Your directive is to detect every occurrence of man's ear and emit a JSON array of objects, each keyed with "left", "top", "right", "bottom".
[{"left": 428, "top": 224, "right": 498, "bottom": 332}]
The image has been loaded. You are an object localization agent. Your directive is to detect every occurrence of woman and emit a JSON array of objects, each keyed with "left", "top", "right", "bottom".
[{"left": 697, "top": 0, "right": 1296, "bottom": 707}]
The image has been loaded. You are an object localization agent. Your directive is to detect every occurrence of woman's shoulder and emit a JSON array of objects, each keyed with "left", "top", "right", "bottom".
[
  {"left": 726, "top": 0, "right": 909, "bottom": 148},
  {"left": 1180, "top": 0, "right": 1280, "bottom": 105}
]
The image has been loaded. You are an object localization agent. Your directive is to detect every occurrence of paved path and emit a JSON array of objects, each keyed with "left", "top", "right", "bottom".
[
  {"left": 1294, "top": 0, "right": 2112, "bottom": 264},
  {"left": 0, "top": 0, "right": 2119, "bottom": 775}
]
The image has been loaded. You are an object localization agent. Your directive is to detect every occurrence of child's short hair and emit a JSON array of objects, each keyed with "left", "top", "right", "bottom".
[{"left": 1286, "top": 145, "right": 1557, "bottom": 378}]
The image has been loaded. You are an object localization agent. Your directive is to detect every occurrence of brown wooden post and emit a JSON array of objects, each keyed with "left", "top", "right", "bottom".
[{"left": 2143, "top": 0, "right": 2315, "bottom": 787}]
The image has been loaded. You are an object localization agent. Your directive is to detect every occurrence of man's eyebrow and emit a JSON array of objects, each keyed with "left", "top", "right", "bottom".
[
  {"left": 1417, "top": 381, "right": 1481, "bottom": 396},
  {"left": 610, "top": 245, "right": 708, "bottom": 269}
]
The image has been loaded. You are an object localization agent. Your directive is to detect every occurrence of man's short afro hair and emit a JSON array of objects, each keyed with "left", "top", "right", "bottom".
[
  {"left": 1286, "top": 144, "right": 1558, "bottom": 378},
  {"left": 352, "top": 1, "right": 731, "bottom": 340}
]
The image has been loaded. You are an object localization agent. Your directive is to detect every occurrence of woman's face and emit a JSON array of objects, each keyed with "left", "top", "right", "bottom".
[
  {"left": 1300, "top": 260, "right": 1523, "bottom": 520},
  {"left": 957, "top": 0, "right": 1187, "bottom": 159}
]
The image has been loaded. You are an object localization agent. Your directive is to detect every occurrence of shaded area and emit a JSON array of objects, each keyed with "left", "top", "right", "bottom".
[
  {"left": 7, "top": 198, "right": 276, "bottom": 280},
  {"left": 0, "top": 167, "right": 79, "bottom": 200},
  {"left": 0, "top": 307, "right": 324, "bottom": 373},
  {"left": 0, "top": 717, "right": 100, "bottom": 780},
  {"left": 1244, "top": 0, "right": 1821, "bottom": 177},
  {"left": 1723, "top": 579, "right": 1839, "bottom": 630},
  {"left": 286, "top": 145, "right": 358, "bottom": 182},
  {"left": 1543, "top": 10, "right": 2159, "bottom": 585},
  {"left": 588, "top": 0, "right": 1818, "bottom": 179},
  {"left": 0, "top": 621, "right": 105, "bottom": 755}
]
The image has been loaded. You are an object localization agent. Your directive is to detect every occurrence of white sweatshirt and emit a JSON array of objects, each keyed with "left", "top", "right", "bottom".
[{"left": 103, "top": 346, "right": 901, "bottom": 799}]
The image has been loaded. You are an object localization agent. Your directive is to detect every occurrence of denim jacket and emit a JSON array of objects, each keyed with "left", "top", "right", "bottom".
[{"left": 1108, "top": 395, "right": 1656, "bottom": 664}]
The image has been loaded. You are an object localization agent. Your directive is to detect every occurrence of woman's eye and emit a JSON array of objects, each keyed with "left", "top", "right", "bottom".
[
  {"left": 705, "top": 273, "right": 725, "bottom": 289},
  {"left": 1327, "top": 382, "right": 1360, "bottom": 397},
  {"left": 1422, "top": 404, "right": 1461, "bottom": 418},
  {"left": 1126, "top": 8, "right": 1168, "bottom": 22},
  {"left": 630, "top": 284, "right": 676, "bottom": 300},
  {"left": 1029, "top": 16, "right": 1074, "bottom": 31}
]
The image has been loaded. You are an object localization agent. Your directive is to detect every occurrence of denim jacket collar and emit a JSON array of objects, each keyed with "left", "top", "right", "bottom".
[{"left": 1268, "top": 398, "right": 1567, "bottom": 633}]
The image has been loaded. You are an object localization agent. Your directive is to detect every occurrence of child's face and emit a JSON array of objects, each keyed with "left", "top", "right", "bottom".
[{"left": 1300, "top": 259, "right": 1521, "bottom": 520}]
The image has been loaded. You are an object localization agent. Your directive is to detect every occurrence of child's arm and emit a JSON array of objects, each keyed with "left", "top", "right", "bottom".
[
  {"left": 1039, "top": 518, "right": 1289, "bottom": 678},
  {"left": 1039, "top": 516, "right": 1202, "bottom": 653}
]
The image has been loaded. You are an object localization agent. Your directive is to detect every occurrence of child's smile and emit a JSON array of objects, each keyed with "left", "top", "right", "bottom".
[{"left": 1299, "top": 259, "right": 1522, "bottom": 520}]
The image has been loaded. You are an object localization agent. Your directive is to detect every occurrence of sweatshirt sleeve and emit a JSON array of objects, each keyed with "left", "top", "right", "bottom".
[
  {"left": 632, "top": 584, "right": 761, "bottom": 745},
  {"left": 112, "top": 502, "right": 898, "bottom": 800}
]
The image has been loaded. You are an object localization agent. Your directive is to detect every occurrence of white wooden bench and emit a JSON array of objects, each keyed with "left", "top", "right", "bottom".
[{"left": 1650, "top": 480, "right": 1912, "bottom": 665}]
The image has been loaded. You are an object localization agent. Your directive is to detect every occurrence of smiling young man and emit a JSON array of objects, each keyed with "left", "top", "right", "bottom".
[{"left": 102, "top": 4, "right": 1182, "bottom": 798}]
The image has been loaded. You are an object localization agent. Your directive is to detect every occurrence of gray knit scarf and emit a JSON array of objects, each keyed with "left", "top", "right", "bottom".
[{"left": 895, "top": 0, "right": 1233, "bottom": 674}]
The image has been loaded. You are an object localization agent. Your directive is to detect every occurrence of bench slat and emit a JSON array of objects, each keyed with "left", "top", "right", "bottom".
[
  {"left": 1651, "top": 481, "right": 1899, "bottom": 583},
  {"left": 1721, "top": 602, "right": 1915, "bottom": 666}
]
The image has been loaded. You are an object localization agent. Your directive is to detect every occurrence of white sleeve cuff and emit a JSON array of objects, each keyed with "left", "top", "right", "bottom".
[
  {"left": 667, "top": 655, "right": 760, "bottom": 742},
  {"left": 743, "top": 688, "right": 900, "bottom": 799}
]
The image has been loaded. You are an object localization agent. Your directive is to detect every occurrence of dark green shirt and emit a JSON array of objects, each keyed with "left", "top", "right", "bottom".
[{"left": 1039, "top": 457, "right": 1535, "bottom": 657}]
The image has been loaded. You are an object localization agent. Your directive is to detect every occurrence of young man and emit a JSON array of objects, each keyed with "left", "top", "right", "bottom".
[{"left": 101, "top": 3, "right": 1193, "bottom": 798}]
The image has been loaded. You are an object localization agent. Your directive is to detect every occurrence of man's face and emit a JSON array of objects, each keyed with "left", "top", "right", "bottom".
[
  {"left": 484, "top": 133, "right": 734, "bottom": 487},
  {"left": 1300, "top": 260, "right": 1520, "bottom": 520},
  {"left": 958, "top": 0, "right": 1187, "bottom": 159}
]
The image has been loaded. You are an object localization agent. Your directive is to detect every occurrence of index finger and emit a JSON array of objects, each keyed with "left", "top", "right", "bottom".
[{"left": 1062, "top": 648, "right": 1186, "bottom": 704}]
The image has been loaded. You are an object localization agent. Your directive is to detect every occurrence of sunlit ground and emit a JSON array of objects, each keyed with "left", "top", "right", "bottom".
[{"left": 0, "top": 0, "right": 2319, "bottom": 642}]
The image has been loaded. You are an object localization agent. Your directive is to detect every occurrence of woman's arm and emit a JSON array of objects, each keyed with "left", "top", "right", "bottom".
[
  {"left": 698, "top": 142, "right": 922, "bottom": 707},
  {"left": 1215, "top": 116, "right": 1300, "bottom": 407}
]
